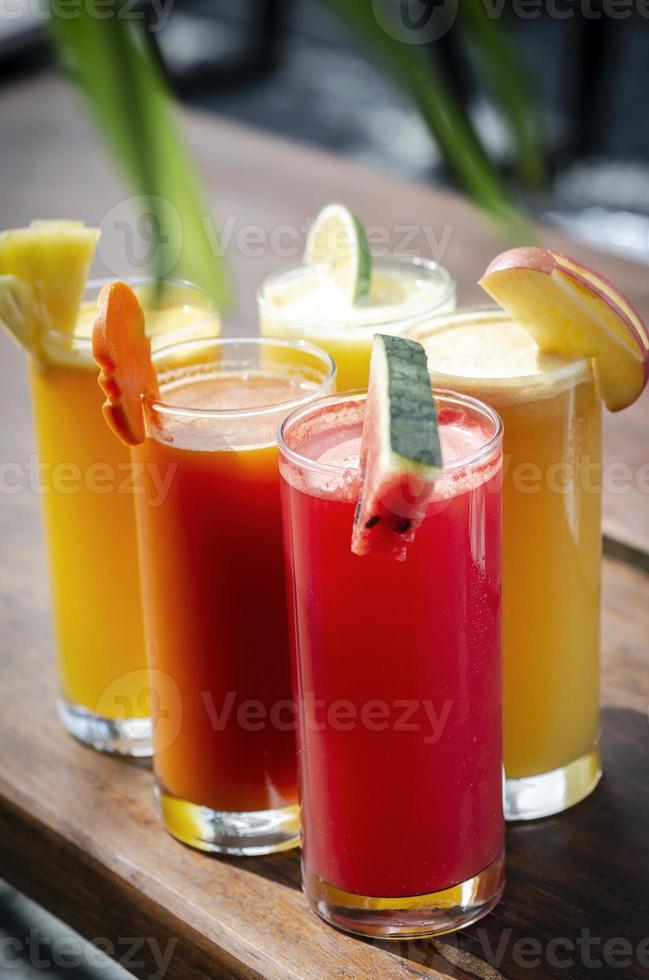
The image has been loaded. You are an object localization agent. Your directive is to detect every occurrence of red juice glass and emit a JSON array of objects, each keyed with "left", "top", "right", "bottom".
[{"left": 279, "top": 389, "right": 505, "bottom": 938}]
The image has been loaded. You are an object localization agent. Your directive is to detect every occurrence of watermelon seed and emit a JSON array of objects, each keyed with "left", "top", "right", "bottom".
[
  {"left": 396, "top": 519, "right": 412, "bottom": 534},
  {"left": 364, "top": 515, "right": 381, "bottom": 529}
]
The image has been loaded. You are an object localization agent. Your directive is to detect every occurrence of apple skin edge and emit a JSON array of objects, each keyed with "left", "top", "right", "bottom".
[
  {"left": 479, "top": 247, "right": 649, "bottom": 403},
  {"left": 483, "top": 247, "right": 557, "bottom": 279},
  {"left": 550, "top": 252, "right": 649, "bottom": 385}
]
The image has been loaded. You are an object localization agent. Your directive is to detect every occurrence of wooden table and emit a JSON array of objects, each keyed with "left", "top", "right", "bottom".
[{"left": 1, "top": 74, "right": 648, "bottom": 980}]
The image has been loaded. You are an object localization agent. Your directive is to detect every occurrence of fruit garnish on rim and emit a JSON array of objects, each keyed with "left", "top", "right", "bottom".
[
  {"left": 92, "top": 281, "right": 159, "bottom": 446},
  {"left": 0, "top": 220, "right": 99, "bottom": 362},
  {"left": 479, "top": 247, "right": 649, "bottom": 411},
  {"left": 304, "top": 203, "right": 371, "bottom": 304},
  {"left": 352, "top": 334, "right": 442, "bottom": 561},
  {"left": 0, "top": 275, "right": 49, "bottom": 353}
]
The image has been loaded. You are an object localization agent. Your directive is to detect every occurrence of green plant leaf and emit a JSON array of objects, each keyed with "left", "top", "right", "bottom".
[
  {"left": 319, "top": 0, "right": 536, "bottom": 241},
  {"left": 49, "top": 6, "right": 230, "bottom": 308},
  {"left": 459, "top": 0, "right": 547, "bottom": 188}
]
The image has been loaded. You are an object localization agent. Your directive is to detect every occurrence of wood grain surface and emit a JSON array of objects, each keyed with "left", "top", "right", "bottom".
[
  {"left": 1, "top": 465, "right": 647, "bottom": 980},
  {"left": 0, "top": 73, "right": 648, "bottom": 980}
]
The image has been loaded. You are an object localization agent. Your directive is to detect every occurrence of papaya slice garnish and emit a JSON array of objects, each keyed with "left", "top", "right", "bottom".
[{"left": 92, "top": 281, "right": 159, "bottom": 446}]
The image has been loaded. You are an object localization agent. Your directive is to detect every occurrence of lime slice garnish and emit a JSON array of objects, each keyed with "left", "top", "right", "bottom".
[{"left": 304, "top": 203, "right": 371, "bottom": 303}]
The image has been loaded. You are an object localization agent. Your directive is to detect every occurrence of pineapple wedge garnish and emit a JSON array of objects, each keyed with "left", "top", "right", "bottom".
[
  {"left": 0, "top": 275, "right": 50, "bottom": 352},
  {"left": 0, "top": 220, "right": 99, "bottom": 357}
]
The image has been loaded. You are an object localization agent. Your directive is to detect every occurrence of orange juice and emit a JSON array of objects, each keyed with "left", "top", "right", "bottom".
[
  {"left": 134, "top": 337, "right": 335, "bottom": 854},
  {"left": 31, "top": 280, "right": 218, "bottom": 754},
  {"left": 411, "top": 309, "right": 602, "bottom": 819},
  {"left": 139, "top": 377, "right": 300, "bottom": 814}
]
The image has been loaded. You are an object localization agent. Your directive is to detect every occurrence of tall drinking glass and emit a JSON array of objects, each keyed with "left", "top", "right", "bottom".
[
  {"left": 410, "top": 308, "right": 602, "bottom": 819},
  {"left": 134, "top": 337, "right": 335, "bottom": 855},
  {"left": 30, "top": 278, "right": 217, "bottom": 755},
  {"left": 258, "top": 256, "right": 455, "bottom": 391},
  {"left": 279, "top": 389, "right": 504, "bottom": 938}
]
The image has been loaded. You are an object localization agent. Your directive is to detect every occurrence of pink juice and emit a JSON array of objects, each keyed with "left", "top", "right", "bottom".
[{"left": 280, "top": 393, "right": 504, "bottom": 901}]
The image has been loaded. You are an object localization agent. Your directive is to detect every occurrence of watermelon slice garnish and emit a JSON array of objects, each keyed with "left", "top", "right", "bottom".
[
  {"left": 92, "top": 281, "right": 159, "bottom": 446},
  {"left": 352, "top": 334, "right": 442, "bottom": 561}
]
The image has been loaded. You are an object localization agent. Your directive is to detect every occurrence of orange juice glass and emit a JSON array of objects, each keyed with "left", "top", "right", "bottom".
[
  {"left": 30, "top": 278, "right": 218, "bottom": 755},
  {"left": 410, "top": 308, "right": 602, "bottom": 819},
  {"left": 135, "top": 337, "right": 335, "bottom": 854}
]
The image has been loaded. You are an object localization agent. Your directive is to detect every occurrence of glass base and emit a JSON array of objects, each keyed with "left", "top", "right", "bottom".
[
  {"left": 58, "top": 698, "right": 152, "bottom": 758},
  {"left": 505, "top": 741, "right": 602, "bottom": 821},
  {"left": 157, "top": 786, "right": 301, "bottom": 856},
  {"left": 303, "top": 851, "right": 505, "bottom": 940}
]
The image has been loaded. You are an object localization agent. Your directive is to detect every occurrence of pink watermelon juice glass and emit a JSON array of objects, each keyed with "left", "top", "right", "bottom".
[{"left": 279, "top": 389, "right": 505, "bottom": 939}]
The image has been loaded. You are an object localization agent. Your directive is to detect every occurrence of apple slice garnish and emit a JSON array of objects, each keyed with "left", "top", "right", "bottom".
[
  {"left": 92, "top": 281, "right": 159, "bottom": 446},
  {"left": 479, "top": 247, "right": 649, "bottom": 411}
]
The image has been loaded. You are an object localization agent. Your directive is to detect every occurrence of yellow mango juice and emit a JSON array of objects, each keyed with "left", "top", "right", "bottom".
[
  {"left": 31, "top": 356, "right": 147, "bottom": 722},
  {"left": 411, "top": 308, "right": 602, "bottom": 819},
  {"left": 30, "top": 281, "right": 218, "bottom": 753}
]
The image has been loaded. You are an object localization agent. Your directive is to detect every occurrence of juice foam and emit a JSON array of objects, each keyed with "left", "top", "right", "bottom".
[
  {"left": 153, "top": 368, "right": 323, "bottom": 452},
  {"left": 161, "top": 369, "right": 312, "bottom": 411},
  {"left": 259, "top": 259, "right": 455, "bottom": 391},
  {"left": 420, "top": 314, "right": 590, "bottom": 405},
  {"left": 264, "top": 264, "right": 449, "bottom": 331},
  {"left": 282, "top": 398, "right": 500, "bottom": 504}
]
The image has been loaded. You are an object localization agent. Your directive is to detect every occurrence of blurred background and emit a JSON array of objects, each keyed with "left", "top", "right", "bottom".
[
  {"left": 1, "top": 1, "right": 649, "bottom": 975},
  {"left": 3, "top": 0, "right": 649, "bottom": 262}
]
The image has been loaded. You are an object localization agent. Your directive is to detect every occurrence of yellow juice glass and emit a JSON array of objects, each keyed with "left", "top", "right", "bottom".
[
  {"left": 30, "top": 278, "right": 218, "bottom": 755},
  {"left": 410, "top": 308, "right": 602, "bottom": 820},
  {"left": 258, "top": 256, "right": 455, "bottom": 391}
]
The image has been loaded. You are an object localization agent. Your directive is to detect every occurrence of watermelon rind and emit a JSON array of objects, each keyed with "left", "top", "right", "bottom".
[{"left": 352, "top": 334, "right": 442, "bottom": 561}]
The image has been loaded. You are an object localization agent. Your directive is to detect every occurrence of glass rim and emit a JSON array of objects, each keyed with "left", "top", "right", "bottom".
[
  {"left": 407, "top": 304, "right": 592, "bottom": 386},
  {"left": 42, "top": 276, "right": 218, "bottom": 352},
  {"left": 147, "top": 335, "right": 337, "bottom": 421},
  {"left": 278, "top": 386, "right": 503, "bottom": 477},
  {"left": 257, "top": 254, "right": 456, "bottom": 330}
]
